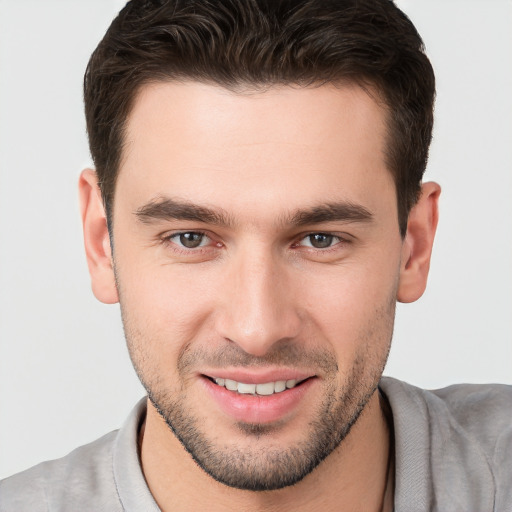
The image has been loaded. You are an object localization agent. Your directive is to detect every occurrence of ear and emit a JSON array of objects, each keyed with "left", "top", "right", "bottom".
[
  {"left": 397, "top": 182, "right": 441, "bottom": 303},
  {"left": 79, "top": 169, "right": 119, "bottom": 304}
]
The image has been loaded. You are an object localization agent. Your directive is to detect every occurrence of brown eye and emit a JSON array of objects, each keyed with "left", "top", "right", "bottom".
[
  {"left": 174, "top": 232, "right": 207, "bottom": 249},
  {"left": 307, "top": 233, "right": 334, "bottom": 248}
]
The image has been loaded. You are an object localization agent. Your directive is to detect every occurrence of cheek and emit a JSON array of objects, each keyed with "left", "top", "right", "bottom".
[
  {"left": 299, "top": 258, "right": 399, "bottom": 351},
  {"left": 117, "top": 264, "right": 221, "bottom": 394},
  {"left": 116, "top": 257, "right": 222, "bottom": 346}
]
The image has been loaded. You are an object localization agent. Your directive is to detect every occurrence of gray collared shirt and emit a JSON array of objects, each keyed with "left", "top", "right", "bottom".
[{"left": 1, "top": 377, "right": 511, "bottom": 511}]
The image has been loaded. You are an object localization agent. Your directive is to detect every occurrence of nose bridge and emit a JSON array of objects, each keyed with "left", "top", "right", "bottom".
[{"left": 219, "top": 244, "right": 299, "bottom": 356}]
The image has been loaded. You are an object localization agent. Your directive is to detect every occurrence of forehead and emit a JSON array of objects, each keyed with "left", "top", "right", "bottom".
[{"left": 117, "top": 81, "right": 394, "bottom": 223}]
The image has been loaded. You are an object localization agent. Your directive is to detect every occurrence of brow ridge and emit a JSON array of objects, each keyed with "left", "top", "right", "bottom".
[
  {"left": 134, "top": 197, "right": 373, "bottom": 228},
  {"left": 288, "top": 202, "right": 373, "bottom": 227},
  {"left": 135, "top": 198, "right": 232, "bottom": 226}
]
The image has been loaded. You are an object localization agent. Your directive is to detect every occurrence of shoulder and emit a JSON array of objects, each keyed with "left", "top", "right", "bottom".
[
  {"left": 380, "top": 377, "right": 512, "bottom": 511},
  {"left": 427, "top": 381, "right": 512, "bottom": 489},
  {"left": 429, "top": 382, "right": 512, "bottom": 442},
  {"left": 382, "top": 377, "right": 512, "bottom": 453},
  {"left": 0, "top": 430, "right": 122, "bottom": 512}
]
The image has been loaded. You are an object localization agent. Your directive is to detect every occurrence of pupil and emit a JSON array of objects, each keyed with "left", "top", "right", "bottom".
[
  {"left": 180, "top": 233, "right": 203, "bottom": 248},
  {"left": 311, "top": 234, "right": 332, "bottom": 248}
]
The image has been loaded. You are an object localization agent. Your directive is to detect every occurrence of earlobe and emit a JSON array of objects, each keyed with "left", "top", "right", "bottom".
[
  {"left": 79, "top": 169, "right": 119, "bottom": 304},
  {"left": 397, "top": 182, "right": 441, "bottom": 303}
]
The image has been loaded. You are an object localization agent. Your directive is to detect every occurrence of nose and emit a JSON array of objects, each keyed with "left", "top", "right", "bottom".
[{"left": 217, "top": 247, "right": 301, "bottom": 357}]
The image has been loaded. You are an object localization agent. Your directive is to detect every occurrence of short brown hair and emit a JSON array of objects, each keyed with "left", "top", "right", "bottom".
[{"left": 84, "top": 0, "right": 435, "bottom": 235}]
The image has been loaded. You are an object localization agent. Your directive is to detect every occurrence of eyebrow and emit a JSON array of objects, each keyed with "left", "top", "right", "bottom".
[
  {"left": 135, "top": 197, "right": 373, "bottom": 228},
  {"left": 288, "top": 202, "right": 373, "bottom": 227},
  {"left": 135, "top": 198, "right": 233, "bottom": 226}
]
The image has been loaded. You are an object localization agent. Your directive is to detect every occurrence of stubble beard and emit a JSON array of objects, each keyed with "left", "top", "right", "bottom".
[
  {"left": 120, "top": 303, "right": 395, "bottom": 492},
  {"left": 147, "top": 353, "right": 385, "bottom": 491}
]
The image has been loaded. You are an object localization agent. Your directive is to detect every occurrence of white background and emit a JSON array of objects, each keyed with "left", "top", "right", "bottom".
[{"left": 0, "top": 0, "right": 511, "bottom": 479}]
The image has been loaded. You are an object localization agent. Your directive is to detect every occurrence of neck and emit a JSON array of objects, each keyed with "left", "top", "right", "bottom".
[{"left": 140, "top": 389, "right": 394, "bottom": 512}]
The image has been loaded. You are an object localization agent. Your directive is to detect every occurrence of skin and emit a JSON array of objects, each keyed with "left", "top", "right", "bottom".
[{"left": 80, "top": 82, "right": 440, "bottom": 511}]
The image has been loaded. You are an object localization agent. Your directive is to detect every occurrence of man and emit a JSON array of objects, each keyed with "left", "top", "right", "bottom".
[{"left": 1, "top": 0, "right": 510, "bottom": 510}]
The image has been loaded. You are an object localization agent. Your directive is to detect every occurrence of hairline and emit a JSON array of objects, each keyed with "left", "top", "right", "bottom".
[{"left": 106, "top": 76, "right": 404, "bottom": 236}]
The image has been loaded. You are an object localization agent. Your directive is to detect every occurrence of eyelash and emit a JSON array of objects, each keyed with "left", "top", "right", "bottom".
[
  {"left": 161, "top": 231, "right": 219, "bottom": 255},
  {"left": 292, "top": 233, "right": 346, "bottom": 251},
  {"left": 161, "top": 230, "right": 350, "bottom": 256}
]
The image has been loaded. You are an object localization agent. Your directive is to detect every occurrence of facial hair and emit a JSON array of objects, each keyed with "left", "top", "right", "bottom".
[{"left": 121, "top": 304, "right": 395, "bottom": 492}]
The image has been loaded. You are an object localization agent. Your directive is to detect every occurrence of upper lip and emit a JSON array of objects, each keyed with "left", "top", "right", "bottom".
[{"left": 200, "top": 369, "right": 315, "bottom": 384}]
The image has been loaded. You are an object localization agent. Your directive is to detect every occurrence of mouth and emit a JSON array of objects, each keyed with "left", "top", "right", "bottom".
[
  {"left": 200, "top": 372, "right": 317, "bottom": 424},
  {"left": 205, "top": 376, "right": 310, "bottom": 396}
]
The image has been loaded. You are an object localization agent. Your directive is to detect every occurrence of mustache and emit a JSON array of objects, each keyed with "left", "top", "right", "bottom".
[{"left": 178, "top": 341, "right": 339, "bottom": 376}]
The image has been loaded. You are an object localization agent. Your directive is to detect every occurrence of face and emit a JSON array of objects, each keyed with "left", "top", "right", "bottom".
[{"left": 110, "top": 82, "right": 404, "bottom": 490}]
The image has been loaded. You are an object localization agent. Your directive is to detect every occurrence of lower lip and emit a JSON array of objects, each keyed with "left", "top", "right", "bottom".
[{"left": 201, "top": 376, "right": 316, "bottom": 424}]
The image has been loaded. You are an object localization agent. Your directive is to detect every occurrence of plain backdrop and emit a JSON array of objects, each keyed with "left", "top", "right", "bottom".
[{"left": 0, "top": 0, "right": 511, "bottom": 479}]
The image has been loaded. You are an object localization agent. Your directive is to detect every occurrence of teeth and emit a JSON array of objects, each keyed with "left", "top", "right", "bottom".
[
  {"left": 274, "top": 380, "right": 286, "bottom": 393},
  {"left": 237, "top": 382, "right": 256, "bottom": 394},
  {"left": 212, "top": 377, "right": 303, "bottom": 395},
  {"left": 286, "top": 379, "right": 297, "bottom": 389},
  {"left": 255, "top": 382, "right": 274, "bottom": 395},
  {"left": 224, "top": 379, "right": 238, "bottom": 391}
]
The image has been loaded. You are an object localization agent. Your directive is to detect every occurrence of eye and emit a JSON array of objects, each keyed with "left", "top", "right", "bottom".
[
  {"left": 169, "top": 232, "right": 210, "bottom": 249},
  {"left": 298, "top": 233, "right": 340, "bottom": 249}
]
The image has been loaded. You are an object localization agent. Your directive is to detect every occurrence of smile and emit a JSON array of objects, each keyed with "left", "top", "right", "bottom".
[
  {"left": 202, "top": 373, "right": 316, "bottom": 423},
  {"left": 212, "top": 377, "right": 304, "bottom": 396}
]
